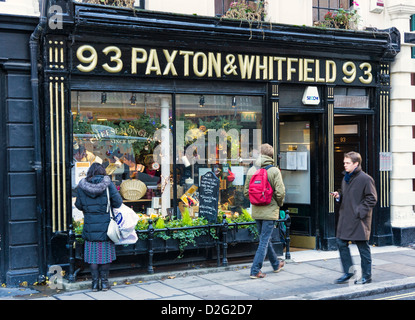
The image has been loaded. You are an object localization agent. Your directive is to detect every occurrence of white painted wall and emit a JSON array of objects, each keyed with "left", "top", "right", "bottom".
[
  {"left": 387, "top": 1, "right": 415, "bottom": 228},
  {"left": 0, "top": 0, "right": 39, "bottom": 16},
  {"left": 146, "top": 0, "right": 215, "bottom": 17},
  {"left": 266, "top": 0, "right": 313, "bottom": 26}
]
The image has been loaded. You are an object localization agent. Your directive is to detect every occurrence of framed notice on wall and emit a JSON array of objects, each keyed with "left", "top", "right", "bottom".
[{"left": 379, "top": 152, "right": 392, "bottom": 171}]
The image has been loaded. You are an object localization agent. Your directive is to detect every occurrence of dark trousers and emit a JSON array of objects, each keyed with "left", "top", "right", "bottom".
[{"left": 336, "top": 238, "right": 372, "bottom": 279}]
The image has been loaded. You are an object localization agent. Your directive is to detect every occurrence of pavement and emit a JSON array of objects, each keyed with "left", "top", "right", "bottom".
[{"left": 3, "top": 245, "right": 415, "bottom": 301}]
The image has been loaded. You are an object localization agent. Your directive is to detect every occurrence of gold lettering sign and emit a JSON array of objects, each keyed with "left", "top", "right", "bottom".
[{"left": 75, "top": 45, "right": 374, "bottom": 85}]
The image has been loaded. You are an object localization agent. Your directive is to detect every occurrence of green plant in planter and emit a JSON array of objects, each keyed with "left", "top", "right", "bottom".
[
  {"left": 221, "top": 0, "right": 268, "bottom": 39},
  {"left": 136, "top": 219, "right": 150, "bottom": 240},
  {"left": 166, "top": 209, "right": 211, "bottom": 258},
  {"left": 73, "top": 220, "right": 85, "bottom": 244},
  {"left": 218, "top": 209, "right": 259, "bottom": 239},
  {"left": 78, "top": 0, "right": 135, "bottom": 9}
]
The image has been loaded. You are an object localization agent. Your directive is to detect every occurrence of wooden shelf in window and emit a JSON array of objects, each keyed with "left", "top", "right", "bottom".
[{"left": 122, "top": 199, "right": 152, "bottom": 203}]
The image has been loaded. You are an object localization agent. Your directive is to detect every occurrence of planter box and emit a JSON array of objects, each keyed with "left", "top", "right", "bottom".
[
  {"left": 227, "top": 226, "right": 281, "bottom": 243},
  {"left": 227, "top": 228, "right": 258, "bottom": 243}
]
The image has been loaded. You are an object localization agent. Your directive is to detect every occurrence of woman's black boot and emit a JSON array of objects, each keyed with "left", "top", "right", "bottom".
[
  {"left": 90, "top": 264, "right": 100, "bottom": 292},
  {"left": 99, "top": 264, "right": 110, "bottom": 291}
]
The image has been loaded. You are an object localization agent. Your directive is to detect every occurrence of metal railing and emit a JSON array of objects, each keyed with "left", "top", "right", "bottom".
[{"left": 67, "top": 212, "right": 291, "bottom": 282}]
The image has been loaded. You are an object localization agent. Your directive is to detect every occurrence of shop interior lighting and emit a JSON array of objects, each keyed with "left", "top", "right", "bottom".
[
  {"left": 199, "top": 95, "right": 205, "bottom": 108},
  {"left": 101, "top": 92, "right": 107, "bottom": 104},
  {"left": 130, "top": 94, "right": 137, "bottom": 106},
  {"left": 232, "top": 96, "right": 237, "bottom": 108}
]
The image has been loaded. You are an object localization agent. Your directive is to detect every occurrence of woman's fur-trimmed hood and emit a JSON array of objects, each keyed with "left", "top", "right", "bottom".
[{"left": 78, "top": 175, "right": 111, "bottom": 198}]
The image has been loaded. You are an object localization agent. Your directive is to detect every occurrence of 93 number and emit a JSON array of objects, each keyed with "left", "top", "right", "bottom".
[
  {"left": 76, "top": 45, "right": 123, "bottom": 73},
  {"left": 342, "top": 61, "right": 372, "bottom": 84}
]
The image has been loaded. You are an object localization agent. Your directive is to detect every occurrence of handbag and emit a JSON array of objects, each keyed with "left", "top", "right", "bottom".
[{"left": 106, "top": 188, "right": 121, "bottom": 243}]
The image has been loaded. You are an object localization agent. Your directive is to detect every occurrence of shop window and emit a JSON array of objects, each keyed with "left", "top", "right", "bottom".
[
  {"left": 313, "top": 0, "right": 352, "bottom": 23},
  {"left": 71, "top": 91, "right": 172, "bottom": 217},
  {"left": 71, "top": 91, "right": 263, "bottom": 220},
  {"left": 175, "top": 94, "right": 263, "bottom": 216},
  {"left": 215, "top": 0, "right": 265, "bottom": 17},
  {"left": 215, "top": 0, "right": 234, "bottom": 16},
  {"left": 334, "top": 124, "right": 358, "bottom": 134},
  {"left": 334, "top": 87, "right": 369, "bottom": 109}
]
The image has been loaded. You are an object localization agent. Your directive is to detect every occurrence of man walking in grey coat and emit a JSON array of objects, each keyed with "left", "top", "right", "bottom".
[{"left": 330, "top": 151, "right": 377, "bottom": 285}]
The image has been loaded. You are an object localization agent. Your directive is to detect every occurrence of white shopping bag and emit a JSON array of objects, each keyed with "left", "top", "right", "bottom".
[
  {"left": 112, "top": 204, "right": 139, "bottom": 239},
  {"left": 116, "top": 230, "right": 138, "bottom": 245}
]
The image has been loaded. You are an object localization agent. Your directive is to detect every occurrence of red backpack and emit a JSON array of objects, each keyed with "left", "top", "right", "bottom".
[{"left": 248, "top": 165, "right": 273, "bottom": 206}]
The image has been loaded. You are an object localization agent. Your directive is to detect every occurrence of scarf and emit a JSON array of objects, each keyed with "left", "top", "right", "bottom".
[{"left": 344, "top": 168, "right": 357, "bottom": 184}]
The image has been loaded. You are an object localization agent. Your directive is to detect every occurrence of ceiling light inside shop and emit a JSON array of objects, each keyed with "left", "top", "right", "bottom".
[
  {"left": 199, "top": 95, "right": 205, "bottom": 108},
  {"left": 130, "top": 94, "right": 137, "bottom": 106},
  {"left": 101, "top": 92, "right": 107, "bottom": 104}
]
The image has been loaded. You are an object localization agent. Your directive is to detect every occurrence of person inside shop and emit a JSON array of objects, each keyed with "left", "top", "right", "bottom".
[
  {"left": 330, "top": 151, "right": 377, "bottom": 285},
  {"left": 75, "top": 163, "right": 123, "bottom": 292},
  {"left": 244, "top": 143, "right": 286, "bottom": 279},
  {"left": 133, "top": 154, "right": 160, "bottom": 187}
]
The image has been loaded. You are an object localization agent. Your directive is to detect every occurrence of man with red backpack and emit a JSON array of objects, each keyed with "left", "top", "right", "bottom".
[{"left": 244, "top": 144, "right": 286, "bottom": 279}]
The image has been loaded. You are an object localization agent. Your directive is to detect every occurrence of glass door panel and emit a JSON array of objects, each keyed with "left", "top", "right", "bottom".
[{"left": 279, "top": 121, "right": 311, "bottom": 204}]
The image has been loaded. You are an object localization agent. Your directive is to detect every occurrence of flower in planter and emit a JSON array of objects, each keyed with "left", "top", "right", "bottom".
[{"left": 321, "top": 1, "right": 360, "bottom": 30}]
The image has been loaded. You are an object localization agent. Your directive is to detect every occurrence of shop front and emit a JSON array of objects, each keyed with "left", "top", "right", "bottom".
[{"left": 38, "top": 1, "right": 399, "bottom": 277}]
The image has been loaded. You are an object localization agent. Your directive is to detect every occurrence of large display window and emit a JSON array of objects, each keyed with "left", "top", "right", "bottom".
[{"left": 71, "top": 91, "right": 263, "bottom": 221}]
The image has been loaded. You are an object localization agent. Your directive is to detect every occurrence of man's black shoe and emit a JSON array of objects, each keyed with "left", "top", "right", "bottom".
[
  {"left": 354, "top": 277, "right": 372, "bottom": 285},
  {"left": 335, "top": 273, "right": 354, "bottom": 284}
]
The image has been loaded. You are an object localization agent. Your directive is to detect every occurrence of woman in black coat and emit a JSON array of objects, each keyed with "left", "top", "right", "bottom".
[{"left": 75, "top": 163, "right": 123, "bottom": 291}]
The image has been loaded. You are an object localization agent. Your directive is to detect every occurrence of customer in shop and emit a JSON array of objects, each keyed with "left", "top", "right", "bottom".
[
  {"left": 244, "top": 143, "right": 286, "bottom": 279},
  {"left": 330, "top": 151, "right": 377, "bottom": 285},
  {"left": 75, "top": 163, "right": 123, "bottom": 291}
]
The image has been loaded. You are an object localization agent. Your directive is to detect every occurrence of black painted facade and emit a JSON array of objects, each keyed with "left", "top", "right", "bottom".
[
  {"left": 0, "top": 15, "right": 41, "bottom": 286},
  {"left": 0, "top": 0, "right": 401, "bottom": 285}
]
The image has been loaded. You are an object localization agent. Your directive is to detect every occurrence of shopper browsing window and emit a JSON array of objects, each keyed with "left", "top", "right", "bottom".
[{"left": 75, "top": 163, "right": 123, "bottom": 291}]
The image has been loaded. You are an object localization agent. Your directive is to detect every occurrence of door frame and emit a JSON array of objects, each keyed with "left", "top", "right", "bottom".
[{"left": 278, "top": 113, "right": 322, "bottom": 248}]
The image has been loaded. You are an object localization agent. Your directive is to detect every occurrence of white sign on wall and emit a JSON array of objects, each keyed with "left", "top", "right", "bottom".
[{"left": 302, "top": 86, "right": 320, "bottom": 105}]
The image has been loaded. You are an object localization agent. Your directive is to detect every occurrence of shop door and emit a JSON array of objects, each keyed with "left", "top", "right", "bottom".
[
  {"left": 333, "top": 115, "right": 367, "bottom": 191},
  {"left": 279, "top": 115, "right": 320, "bottom": 249},
  {"left": 333, "top": 115, "right": 368, "bottom": 230}
]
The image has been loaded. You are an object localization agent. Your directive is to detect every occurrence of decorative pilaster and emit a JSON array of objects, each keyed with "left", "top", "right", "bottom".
[
  {"left": 269, "top": 81, "right": 279, "bottom": 162},
  {"left": 379, "top": 63, "right": 390, "bottom": 209},
  {"left": 45, "top": 36, "right": 69, "bottom": 233},
  {"left": 327, "top": 86, "right": 335, "bottom": 214}
]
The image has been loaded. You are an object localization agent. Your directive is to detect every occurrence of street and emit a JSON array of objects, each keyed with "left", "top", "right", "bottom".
[{"left": 354, "top": 288, "right": 415, "bottom": 300}]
